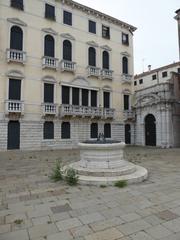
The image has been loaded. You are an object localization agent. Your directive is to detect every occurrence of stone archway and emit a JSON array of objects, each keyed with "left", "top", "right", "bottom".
[{"left": 145, "top": 114, "right": 156, "bottom": 146}]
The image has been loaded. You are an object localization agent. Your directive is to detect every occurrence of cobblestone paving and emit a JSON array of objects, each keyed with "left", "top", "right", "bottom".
[{"left": 0, "top": 146, "right": 180, "bottom": 240}]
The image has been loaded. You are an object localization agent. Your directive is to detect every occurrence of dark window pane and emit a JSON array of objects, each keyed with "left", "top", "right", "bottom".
[
  {"left": 91, "top": 90, "right": 97, "bottom": 107},
  {"left": 139, "top": 79, "right": 143, "bottom": 84},
  {"left": 102, "top": 51, "right": 109, "bottom": 69},
  {"left": 102, "top": 25, "right": 110, "bottom": 39},
  {"left": 134, "top": 81, "right": 137, "bottom": 86},
  {"left": 122, "top": 57, "right": 128, "bottom": 74},
  {"left": 44, "top": 83, "right": 54, "bottom": 103},
  {"left": 162, "top": 71, "right": 167, "bottom": 78},
  {"left": 45, "top": 4, "right": 55, "bottom": 20},
  {"left": 44, "top": 35, "right": 54, "bottom": 57},
  {"left": 122, "top": 33, "right": 129, "bottom": 45},
  {"left": 72, "top": 88, "right": 79, "bottom": 105},
  {"left": 178, "top": 68, "right": 180, "bottom": 73},
  {"left": 152, "top": 74, "right": 157, "bottom": 80},
  {"left": 63, "top": 11, "right": 72, "bottom": 25},
  {"left": 89, "top": 20, "right": 96, "bottom": 34},
  {"left": 9, "top": 79, "right": 21, "bottom": 100},
  {"left": 124, "top": 95, "right": 129, "bottom": 110},
  {"left": 62, "top": 86, "right": 70, "bottom": 104},
  {"left": 10, "top": 26, "right": 23, "bottom": 50},
  {"left": 91, "top": 123, "right": 98, "bottom": 138},
  {"left": 43, "top": 122, "right": 54, "bottom": 139},
  {"left": 103, "top": 92, "right": 110, "bottom": 108},
  {"left": 61, "top": 122, "right": 70, "bottom": 139},
  {"left": 88, "top": 47, "right": 96, "bottom": 66},
  {"left": 11, "top": 0, "right": 23, "bottom": 10},
  {"left": 104, "top": 123, "right": 111, "bottom": 138},
  {"left": 63, "top": 40, "right": 72, "bottom": 61},
  {"left": 82, "top": 89, "right": 89, "bottom": 106}
]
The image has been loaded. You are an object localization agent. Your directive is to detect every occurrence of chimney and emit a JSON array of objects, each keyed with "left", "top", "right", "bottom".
[
  {"left": 148, "top": 65, "right": 151, "bottom": 71},
  {"left": 175, "top": 9, "right": 180, "bottom": 60}
]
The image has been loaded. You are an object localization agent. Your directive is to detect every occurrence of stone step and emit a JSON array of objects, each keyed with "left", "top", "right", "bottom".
[{"left": 76, "top": 166, "right": 148, "bottom": 186}]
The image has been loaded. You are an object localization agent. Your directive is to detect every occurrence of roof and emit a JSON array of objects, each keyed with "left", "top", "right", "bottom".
[
  {"left": 57, "top": 0, "right": 137, "bottom": 32},
  {"left": 134, "top": 61, "right": 180, "bottom": 79}
]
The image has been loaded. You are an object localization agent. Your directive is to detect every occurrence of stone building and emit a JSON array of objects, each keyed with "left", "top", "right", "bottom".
[{"left": 0, "top": 0, "right": 136, "bottom": 150}]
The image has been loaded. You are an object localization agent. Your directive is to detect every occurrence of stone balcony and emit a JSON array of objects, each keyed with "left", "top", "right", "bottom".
[
  {"left": 87, "top": 66, "right": 101, "bottom": 77},
  {"left": 6, "top": 49, "right": 26, "bottom": 64},
  {"left": 42, "top": 103, "right": 57, "bottom": 116},
  {"left": 101, "top": 69, "right": 113, "bottom": 80},
  {"left": 42, "top": 56, "right": 58, "bottom": 69},
  {"left": 5, "top": 100, "right": 24, "bottom": 115},
  {"left": 60, "top": 60, "right": 76, "bottom": 73},
  {"left": 123, "top": 110, "right": 135, "bottom": 121},
  {"left": 121, "top": 74, "right": 133, "bottom": 84},
  {"left": 59, "top": 104, "right": 115, "bottom": 119}
]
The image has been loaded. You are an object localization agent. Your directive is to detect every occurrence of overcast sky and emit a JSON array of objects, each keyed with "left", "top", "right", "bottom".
[{"left": 76, "top": 0, "right": 180, "bottom": 74}]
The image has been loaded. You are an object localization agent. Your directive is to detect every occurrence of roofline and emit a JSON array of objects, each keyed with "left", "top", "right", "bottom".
[
  {"left": 56, "top": 0, "right": 137, "bottom": 32},
  {"left": 134, "top": 61, "right": 180, "bottom": 79},
  {"left": 175, "top": 8, "right": 180, "bottom": 14}
]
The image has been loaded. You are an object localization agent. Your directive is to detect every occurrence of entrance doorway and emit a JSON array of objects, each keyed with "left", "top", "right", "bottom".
[
  {"left": 125, "top": 124, "right": 131, "bottom": 144},
  {"left": 145, "top": 114, "right": 156, "bottom": 146},
  {"left": 7, "top": 121, "right": 20, "bottom": 149}
]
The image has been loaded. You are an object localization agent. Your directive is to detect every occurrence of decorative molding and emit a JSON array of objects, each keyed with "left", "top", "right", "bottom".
[
  {"left": 71, "top": 76, "right": 90, "bottom": 87},
  {"left": 101, "top": 45, "right": 112, "bottom": 51},
  {"left": 6, "top": 70, "right": 25, "bottom": 79},
  {"left": 102, "top": 85, "right": 112, "bottom": 91},
  {"left": 7, "top": 18, "right": 27, "bottom": 27},
  {"left": 42, "top": 28, "right": 58, "bottom": 35},
  {"left": 42, "top": 75, "right": 56, "bottom": 83},
  {"left": 121, "top": 51, "right": 130, "bottom": 57},
  {"left": 86, "top": 41, "right": 99, "bottom": 48},
  {"left": 60, "top": 33, "right": 75, "bottom": 40},
  {"left": 134, "top": 93, "right": 160, "bottom": 108},
  {"left": 122, "top": 89, "right": 131, "bottom": 94}
]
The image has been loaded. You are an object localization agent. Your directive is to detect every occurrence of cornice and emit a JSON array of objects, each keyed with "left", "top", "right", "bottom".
[
  {"left": 7, "top": 18, "right": 27, "bottom": 27},
  {"left": 42, "top": 28, "right": 58, "bottom": 35},
  {"left": 60, "top": 33, "right": 75, "bottom": 40},
  {"left": 86, "top": 41, "right": 99, "bottom": 47}
]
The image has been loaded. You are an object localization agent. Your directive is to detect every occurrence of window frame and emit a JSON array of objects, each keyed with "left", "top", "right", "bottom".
[
  {"left": 45, "top": 3, "right": 56, "bottom": 21},
  {"left": 104, "top": 123, "right": 111, "bottom": 138},
  {"left": 139, "top": 79, "right": 143, "bottom": 84},
  {"left": 90, "top": 123, "right": 98, "bottom": 139},
  {"left": 152, "top": 74, "right": 157, "bottom": 80},
  {"left": 102, "top": 25, "right": 110, "bottom": 39},
  {"left": 89, "top": 20, "right": 96, "bottom": 34},
  {"left": 63, "top": 10, "right": 72, "bottom": 26},
  {"left": 122, "top": 32, "right": 129, "bottom": 46},
  {"left": 162, "top": 71, "right": 168, "bottom": 78},
  {"left": 43, "top": 121, "right": 54, "bottom": 140},
  {"left": 61, "top": 122, "right": 71, "bottom": 139},
  {"left": 11, "top": 0, "right": 24, "bottom": 11}
]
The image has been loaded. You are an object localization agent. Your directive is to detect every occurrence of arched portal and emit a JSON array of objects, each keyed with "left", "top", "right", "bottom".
[{"left": 145, "top": 114, "right": 156, "bottom": 146}]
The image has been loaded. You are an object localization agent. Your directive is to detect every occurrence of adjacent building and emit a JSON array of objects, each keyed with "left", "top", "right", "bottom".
[{"left": 0, "top": 0, "right": 136, "bottom": 150}]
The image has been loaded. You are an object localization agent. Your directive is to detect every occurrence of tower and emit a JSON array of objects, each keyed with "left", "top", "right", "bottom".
[{"left": 175, "top": 9, "right": 180, "bottom": 60}]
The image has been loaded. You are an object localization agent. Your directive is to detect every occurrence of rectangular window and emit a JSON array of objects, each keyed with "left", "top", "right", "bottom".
[
  {"left": 162, "top": 71, "right": 167, "bottom": 78},
  {"left": 72, "top": 88, "right": 79, "bottom": 105},
  {"left": 63, "top": 11, "right": 72, "bottom": 26},
  {"left": 152, "top": 74, "right": 157, "bottom": 80},
  {"left": 103, "top": 92, "right": 110, "bottom": 108},
  {"left": 102, "top": 25, "right": 110, "bottom": 39},
  {"left": 122, "top": 33, "right": 129, "bottom": 45},
  {"left": 124, "top": 95, "right": 129, "bottom": 110},
  {"left": 9, "top": 79, "right": 21, "bottom": 100},
  {"left": 11, "top": 0, "right": 24, "bottom": 10},
  {"left": 44, "top": 122, "right": 54, "bottom": 139},
  {"left": 91, "top": 90, "right": 97, "bottom": 107},
  {"left": 82, "top": 89, "right": 89, "bottom": 106},
  {"left": 139, "top": 79, "right": 143, "bottom": 84},
  {"left": 45, "top": 4, "right": 55, "bottom": 20},
  {"left": 134, "top": 81, "right": 137, "bottom": 86},
  {"left": 44, "top": 83, "right": 54, "bottom": 103},
  {"left": 61, "top": 122, "right": 70, "bottom": 139},
  {"left": 178, "top": 68, "right": 180, "bottom": 73},
  {"left": 104, "top": 123, "right": 111, "bottom": 138},
  {"left": 62, "top": 86, "right": 70, "bottom": 104},
  {"left": 89, "top": 20, "right": 96, "bottom": 34}
]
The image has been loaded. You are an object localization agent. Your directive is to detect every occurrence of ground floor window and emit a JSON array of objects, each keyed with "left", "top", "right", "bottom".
[
  {"left": 43, "top": 121, "right": 54, "bottom": 139},
  {"left": 91, "top": 123, "right": 98, "bottom": 138},
  {"left": 104, "top": 123, "right": 111, "bottom": 138},
  {"left": 61, "top": 122, "right": 70, "bottom": 139}
]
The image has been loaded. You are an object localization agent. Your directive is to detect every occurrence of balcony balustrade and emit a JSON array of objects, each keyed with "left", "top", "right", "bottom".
[
  {"left": 121, "top": 74, "right": 133, "bottom": 84},
  {"left": 101, "top": 69, "right": 113, "bottom": 80},
  {"left": 7, "top": 49, "right": 26, "bottom": 63},
  {"left": 42, "top": 56, "right": 58, "bottom": 69},
  {"left": 123, "top": 110, "right": 135, "bottom": 120},
  {"left": 87, "top": 66, "right": 101, "bottom": 77},
  {"left": 103, "top": 108, "right": 115, "bottom": 118},
  {"left": 60, "top": 60, "right": 76, "bottom": 72},
  {"left": 42, "top": 103, "right": 57, "bottom": 115},
  {"left": 5, "top": 100, "right": 24, "bottom": 114}
]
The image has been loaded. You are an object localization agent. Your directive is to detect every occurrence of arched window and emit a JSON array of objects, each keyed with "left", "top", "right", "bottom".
[
  {"left": 91, "top": 123, "right": 98, "bottom": 139},
  {"left": 10, "top": 26, "right": 23, "bottom": 50},
  {"left": 61, "top": 122, "right": 71, "bottom": 139},
  {"left": 44, "top": 35, "right": 55, "bottom": 57},
  {"left": 102, "top": 51, "right": 109, "bottom": 69},
  {"left": 43, "top": 122, "right": 54, "bottom": 139},
  {"left": 88, "top": 47, "right": 96, "bottom": 66},
  {"left": 104, "top": 123, "right": 111, "bottom": 138},
  {"left": 122, "top": 56, "right": 128, "bottom": 74},
  {"left": 63, "top": 40, "right": 72, "bottom": 61}
]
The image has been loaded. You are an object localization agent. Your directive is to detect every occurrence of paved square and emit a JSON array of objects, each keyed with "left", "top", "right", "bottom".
[{"left": 0, "top": 147, "right": 180, "bottom": 239}]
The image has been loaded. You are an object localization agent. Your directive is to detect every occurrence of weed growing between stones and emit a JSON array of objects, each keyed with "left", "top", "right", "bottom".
[
  {"left": 114, "top": 180, "right": 127, "bottom": 188},
  {"left": 49, "top": 160, "right": 63, "bottom": 182},
  {"left": 64, "top": 168, "right": 79, "bottom": 186}
]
